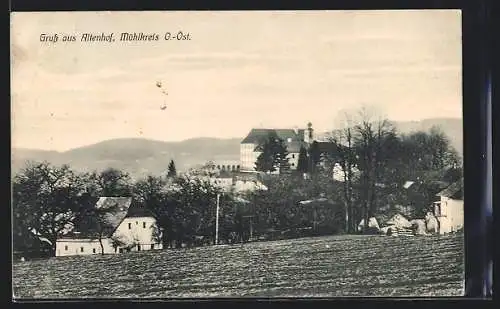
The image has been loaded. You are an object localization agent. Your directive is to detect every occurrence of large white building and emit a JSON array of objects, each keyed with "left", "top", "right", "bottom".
[
  {"left": 239, "top": 123, "right": 350, "bottom": 179},
  {"left": 55, "top": 197, "right": 162, "bottom": 257},
  {"left": 240, "top": 123, "right": 315, "bottom": 172}
]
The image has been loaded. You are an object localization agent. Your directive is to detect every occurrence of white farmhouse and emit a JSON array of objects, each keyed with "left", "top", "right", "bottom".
[
  {"left": 55, "top": 197, "right": 162, "bottom": 257},
  {"left": 433, "top": 180, "right": 464, "bottom": 234}
]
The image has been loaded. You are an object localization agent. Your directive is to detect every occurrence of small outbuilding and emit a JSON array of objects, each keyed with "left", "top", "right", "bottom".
[{"left": 433, "top": 180, "right": 464, "bottom": 234}]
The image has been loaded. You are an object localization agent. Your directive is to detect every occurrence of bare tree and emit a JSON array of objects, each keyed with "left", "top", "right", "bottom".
[
  {"left": 81, "top": 201, "right": 123, "bottom": 255},
  {"left": 353, "top": 107, "right": 395, "bottom": 231},
  {"left": 328, "top": 111, "right": 358, "bottom": 233}
]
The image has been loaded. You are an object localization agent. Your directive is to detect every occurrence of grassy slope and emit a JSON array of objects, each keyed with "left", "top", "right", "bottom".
[{"left": 12, "top": 234, "right": 464, "bottom": 298}]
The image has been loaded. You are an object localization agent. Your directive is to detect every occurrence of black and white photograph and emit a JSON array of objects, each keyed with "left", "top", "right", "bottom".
[{"left": 11, "top": 10, "right": 464, "bottom": 298}]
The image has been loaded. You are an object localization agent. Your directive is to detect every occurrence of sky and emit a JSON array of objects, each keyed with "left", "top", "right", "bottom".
[{"left": 11, "top": 10, "right": 462, "bottom": 151}]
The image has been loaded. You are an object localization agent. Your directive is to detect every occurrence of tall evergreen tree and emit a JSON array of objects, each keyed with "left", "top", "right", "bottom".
[
  {"left": 255, "top": 132, "right": 291, "bottom": 174},
  {"left": 274, "top": 138, "right": 291, "bottom": 173},
  {"left": 255, "top": 137, "right": 277, "bottom": 173},
  {"left": 296, "top": 146, "right": 309, "bottom": 174},
  {"left": 308, "top": 141, "right": 322, "bottom": 174},
  {"left": 167, "top": 160, "right": 177, "bottom": 178}
]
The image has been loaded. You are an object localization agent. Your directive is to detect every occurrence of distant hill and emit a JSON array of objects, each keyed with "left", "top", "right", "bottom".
[
  {"left": 11, "top": 118, "right": 462, "bottom": 179},
  {"left": 11, "top": 137, "right": 242, "bottom": 180}
]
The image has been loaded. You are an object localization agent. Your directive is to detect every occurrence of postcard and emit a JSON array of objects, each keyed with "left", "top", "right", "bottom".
[{"left": 11, "top": 10, "right": 464, "bottom": 298}]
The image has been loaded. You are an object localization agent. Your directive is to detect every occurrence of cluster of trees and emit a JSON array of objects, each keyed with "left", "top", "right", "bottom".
[
  {"left": 12, "top": 159, "right": 232, "bottom": 257},
  {"left": 13, "top": 164, "right": 138, "bottom": 258},
  {"left": 13, "top": 158, "right": 274, "bottom": 257},
  {"left": 253, "top": 108, "right": 461, "bottom": 233},
  {"left": 245, "top": 173, "right": 345, "bottom": 238},
  {"left": 12, "top": 108, "right": 462, "bottom": 258},
  {"left": 11, "top": 158, "right": 345, "bottom": 259}
]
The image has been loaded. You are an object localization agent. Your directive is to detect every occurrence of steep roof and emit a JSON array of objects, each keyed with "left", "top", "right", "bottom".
[
  {"left": 242, "top": 128, "right": 307, "bottom": 154},
  {"left": 436, "top": 180, "right": 463, "bottom": 199},
  {"left": 241, "top": 128, "right": 305, "bottom": 144},
  {"left": 95, "top": 197, "right": 133, "bottom": 237},
  {"left": 312, "top": 141, "right": 336, "bottom": 153},
  {"left": 126, "top": 202, "right": 155, "bottom": 218},
  {"left": 61, "top": 197, "right": 155, "bottom": 240}
]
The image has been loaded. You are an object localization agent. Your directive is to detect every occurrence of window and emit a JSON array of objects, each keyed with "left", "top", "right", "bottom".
[
  {"left": 143, "top": 222, "right": 146, "bottom": 228},
  {"left": 128, "top": 223, "right": 132, "bottom": 229},
  {"left": 65, "top": 245, "right": 68, "bottom": 251},
  {"left": 119, "top": 248, "right": 124, "bottom": 253},
  {"left": 292, "top": 154, "right": 295, "bottom": 159},
  {"left": 137, "top": 245, "right": 141, "bottom": 251},
  {"left": 151, "top": 244, "right": 155, "bottom": 250},
  {"left": 434, "top": 202, "right": 442, "bottom": 216},
  {"left": 80, "top": 247, "right": 84, "bottom": 252},
  {"left": 92, "top": 248, "right": 96, "bottom": 253},
  {"left": 136, "top": 221, "right": 138, "bottom": 225},
  {"left": 291, "top": 163, "right": 295, "bottom": 167}
]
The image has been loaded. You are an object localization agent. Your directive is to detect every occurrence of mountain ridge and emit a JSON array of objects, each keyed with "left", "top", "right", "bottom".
[{"left": 12, "top": 118, "right": 462, "bottom": 179}]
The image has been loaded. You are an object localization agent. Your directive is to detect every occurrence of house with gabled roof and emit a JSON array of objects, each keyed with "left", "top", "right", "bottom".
[
  {"left": 433, "top": 179, "right": 464, "bottom": 234},
  {"left": 55, "top": 197, "right": 162, "bottom": 257}
]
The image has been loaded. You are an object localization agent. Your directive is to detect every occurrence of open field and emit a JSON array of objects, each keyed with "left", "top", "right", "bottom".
[{"left": 12, "top": 234, "right": 464, "bottom": 298}]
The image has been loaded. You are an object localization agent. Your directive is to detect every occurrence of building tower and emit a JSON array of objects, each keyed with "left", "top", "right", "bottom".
[{"left": 304, "top": 122, "right": 314, "bottom": 144}]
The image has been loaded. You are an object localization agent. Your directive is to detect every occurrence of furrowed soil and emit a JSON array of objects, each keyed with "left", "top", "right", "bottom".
[{"left": 12, "top": 234, "right": 464, "bottom": 298}]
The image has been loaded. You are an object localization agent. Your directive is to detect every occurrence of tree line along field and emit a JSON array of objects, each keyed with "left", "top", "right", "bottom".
[
  {"left": 12, "top": 233, "right": 464, "bottom": 298},
  {"left": 13, "top": 111, "right": 463, "bottom": 260}
]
